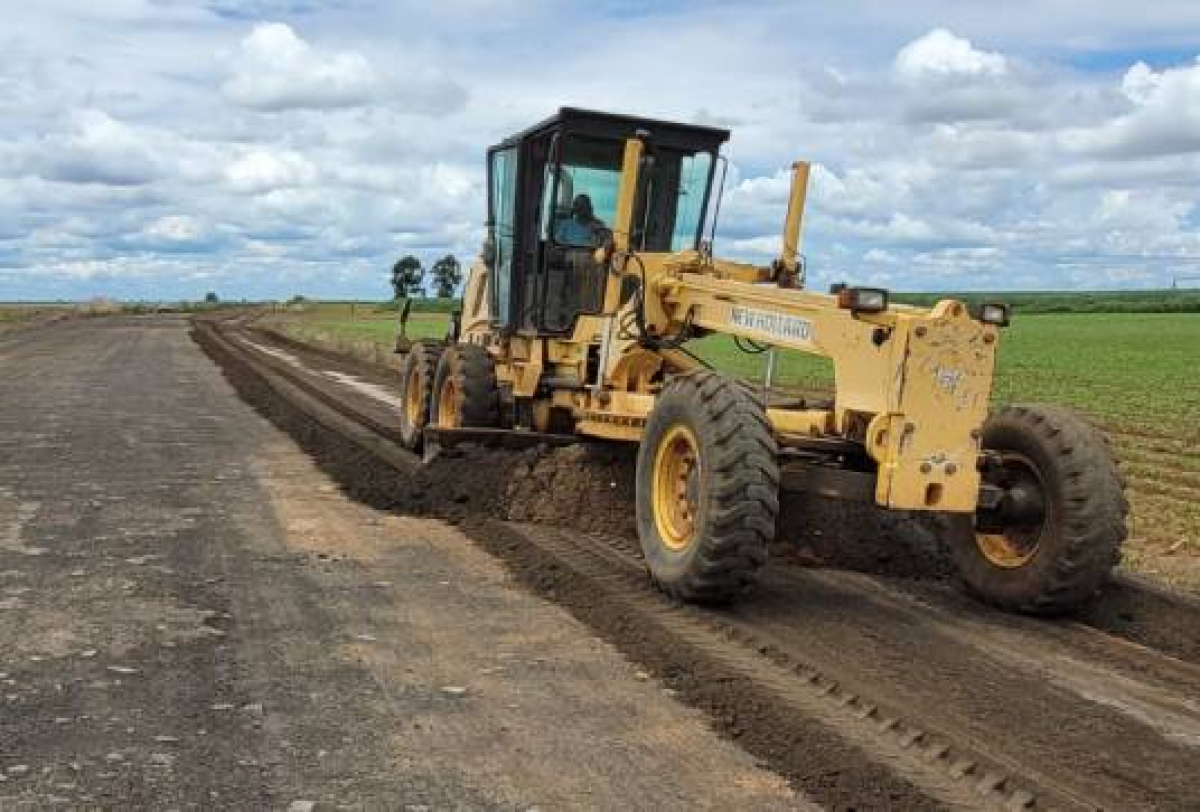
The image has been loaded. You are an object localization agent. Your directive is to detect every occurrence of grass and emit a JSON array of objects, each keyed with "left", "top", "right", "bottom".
[{"left": 895, "top": 289, "right": 1200, "bottom": 314}]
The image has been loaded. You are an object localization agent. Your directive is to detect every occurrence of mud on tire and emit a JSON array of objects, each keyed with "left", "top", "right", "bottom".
[
  {"left": 431, "top": 343, "right": 500, "bottom": 429},
  {"left": 949, "top": 404, "right": 1128, "bottom": 615},
  {"left": 636, "top": 370, "right": 779, "bottom": 603},
  {"left": 397, "top": 341, "right": 443, "bottom": 450}
]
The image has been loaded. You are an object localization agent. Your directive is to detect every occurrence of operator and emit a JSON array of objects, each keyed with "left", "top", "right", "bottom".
[{"left": 555, "top": 193, "right": 608, "bottom": 247}]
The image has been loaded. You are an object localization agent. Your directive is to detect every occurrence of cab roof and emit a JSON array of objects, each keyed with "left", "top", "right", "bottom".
[{"left": 492, "top": 107, "right": 731, "bottom": 153}]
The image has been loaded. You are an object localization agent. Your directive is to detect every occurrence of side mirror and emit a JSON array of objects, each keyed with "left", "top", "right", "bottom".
[{"left": 481, "top": 234, "right": 496, "bottom": 267}]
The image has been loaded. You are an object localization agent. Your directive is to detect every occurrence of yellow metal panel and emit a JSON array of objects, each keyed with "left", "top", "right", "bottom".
[
  {"left": 460, "top": 260, "right": 492, "bottom": 340},
  {"left": 872, "top": 305, "right": 996, "bottom": 512},
  {"left": 768, "top": 408, "right": 833, "bottom": 437},
  {"left": 575, "top": 390, "right": 655, "bottom": 442},
  {"left": 612, "top": 139, "right": 644, "bottom": 255},
  {"left": 779, "top": 161, "right": 811, "bottom": 281},
  {"left": 576, "top": 420, "right": 644, "bottom": 442}
]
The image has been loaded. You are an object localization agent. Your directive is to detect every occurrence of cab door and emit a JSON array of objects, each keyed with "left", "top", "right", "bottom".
[{"left": 487, "top": 146, "right": 518, "bottom": 328}]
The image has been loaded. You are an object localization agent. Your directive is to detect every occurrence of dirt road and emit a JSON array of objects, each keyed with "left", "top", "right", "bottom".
[
  {"left": 194, "top": 318, "right": 1200, "bottom": 811},
  {"left": 0, "top": 318, "right": 806, "bottom": 810}
]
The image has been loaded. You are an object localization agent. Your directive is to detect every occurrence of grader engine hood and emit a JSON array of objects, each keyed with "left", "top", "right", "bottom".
[{"left": 867, "top": 302, "right": 997, "bottom": 513}]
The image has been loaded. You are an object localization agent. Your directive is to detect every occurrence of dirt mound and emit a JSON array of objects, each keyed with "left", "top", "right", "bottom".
[
  {"left": 495, "top": 444, "right": 957, "bottom": 579},
  {"left": 400, "top": 441, "right": 956, "bottom": 580},
  {"left": 776, "top": 494, "right": 956, "bottom": 579},
  {"left": 501, "top": 443, "right": 638, "bottom": 535}
]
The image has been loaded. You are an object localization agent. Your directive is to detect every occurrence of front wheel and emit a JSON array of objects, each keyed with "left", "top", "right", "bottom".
[
  {"left": 397, "top": 341, "right": 442, "bottom": 450},
  {"left": 949, "top": 404, "right": 1128, "bottom": 615},
  {"left": 430, "top": 343, "right": 499, "bottom": 430},
  {"left": 636, "top": 371, "right": 779, "bottom": 603}
]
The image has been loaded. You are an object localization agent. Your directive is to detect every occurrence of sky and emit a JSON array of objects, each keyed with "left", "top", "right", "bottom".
[{"left": 3, "top": 1, "right": 1200, "bottom": 301}]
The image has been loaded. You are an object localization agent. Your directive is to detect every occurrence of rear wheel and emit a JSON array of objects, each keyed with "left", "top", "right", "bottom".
[
  {"left": 397, "top": 341, "right": 442, "bottom": 450},
  {"left": 431, "top": 343, "right": 500, "bottom": 430},
  {"left": 636, "top": 371, "right": 779, "bottom": 603},
  {"left": 949, "top": 404, "right": 1127, "bottom": 615}
]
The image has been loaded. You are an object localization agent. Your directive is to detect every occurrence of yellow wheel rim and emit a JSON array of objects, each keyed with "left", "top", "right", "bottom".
[
  {"left": 652, "top": 424, "right": 701, "bottom": 552},
  {"left": 403, "top": 365, "right": 423, "bottom": 427},
  {"left": 436, "top": 375, "right": 461, "bottom": 428},
  {"left": 976, "top": 531, "right": 1040, "bottom": 568},
  {"left": 975, "top": 452, "right": 1045, "bottom": 569}
]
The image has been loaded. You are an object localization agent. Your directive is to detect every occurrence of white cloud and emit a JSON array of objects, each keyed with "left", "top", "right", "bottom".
[
  {"left": 889, "top": 29, "right": 1036, "bottom": 124},
  {"left": 223, "top": 23, "right": 381, "bottom": 111},
  {"left": 222, "top": 22, "right": 466, "bottom": 115},
  {"left": 927, "top": 125, "right": 1039, "bottom": 169},
  {"left": 143, "top": 215, "right": 204, "bottom": 242},
  {"left": 224, "top": 149, "right": 317, "bottom": 194},
  {"left": 35, "top": 110, "right": 164, "bottom": 186},
  {"left": 895, "top": 29, "right": 1007, "bottom": 82},
  {"left": 1060, "top": 58, "right": 1200, "bottom": 158}
]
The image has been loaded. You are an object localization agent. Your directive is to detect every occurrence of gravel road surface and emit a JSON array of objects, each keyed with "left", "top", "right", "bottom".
[{"left": 0, "top": 317, "right": 807, "bottom": 811}]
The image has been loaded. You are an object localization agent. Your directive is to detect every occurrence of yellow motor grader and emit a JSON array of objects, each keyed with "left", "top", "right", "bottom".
[{"left": 396, "top": 108, "right": 1127, "bottom": 614}]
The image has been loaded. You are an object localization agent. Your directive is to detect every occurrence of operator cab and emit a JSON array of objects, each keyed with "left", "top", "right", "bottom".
[{"left": 486, "top": 108, "right": 730, "bottom": 334}]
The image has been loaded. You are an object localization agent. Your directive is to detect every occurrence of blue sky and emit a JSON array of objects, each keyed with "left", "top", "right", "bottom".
[{"left": 2, "top": 1, "right": 1200, "bottom": 301}]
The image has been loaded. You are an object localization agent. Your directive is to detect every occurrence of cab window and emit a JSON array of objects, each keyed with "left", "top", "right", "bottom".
[
  {"left": 489, "top": 146, "right": 518, "bottom": 325},
  {"left": 546, "top": 137, "right": 622, "bottom": 248}
]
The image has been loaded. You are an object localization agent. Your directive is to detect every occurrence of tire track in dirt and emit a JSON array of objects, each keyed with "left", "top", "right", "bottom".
[{"left": 195, "top": 320, "right": 1200, "bottom": 811}]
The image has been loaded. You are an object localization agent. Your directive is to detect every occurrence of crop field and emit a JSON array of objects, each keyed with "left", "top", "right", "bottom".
[
  {"left": 0, "top": 303, "right": 73, "bottom": 334},
  {"left": 262, "top": 301, "right": 1199, "bottom": 585}
]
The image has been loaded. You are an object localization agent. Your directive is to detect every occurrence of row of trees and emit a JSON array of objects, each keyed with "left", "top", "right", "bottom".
[{"left": 391, "top": 254, "right": 462, "bottom": 299}]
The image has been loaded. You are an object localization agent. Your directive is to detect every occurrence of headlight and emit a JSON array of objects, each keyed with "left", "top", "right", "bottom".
[
  {"left": 836, "top": 286, "right": 889, "bottom": 314},
  {"left": 975, "top": 302, "right": 1011, "bottom": 326}
]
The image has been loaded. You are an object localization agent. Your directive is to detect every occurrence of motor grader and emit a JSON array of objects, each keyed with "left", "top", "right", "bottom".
[{"left": 395, "top": 108, "right": 1127, "bottom": 615}]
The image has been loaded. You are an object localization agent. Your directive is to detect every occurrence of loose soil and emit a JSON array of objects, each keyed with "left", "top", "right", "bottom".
[{"left": 197, "top": 322, "right": 1200, "bottom": 809}]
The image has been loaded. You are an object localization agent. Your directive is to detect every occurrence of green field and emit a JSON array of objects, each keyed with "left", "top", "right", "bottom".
[{"left": 262, "top": 301, "right": 1199, "bottom": 584}]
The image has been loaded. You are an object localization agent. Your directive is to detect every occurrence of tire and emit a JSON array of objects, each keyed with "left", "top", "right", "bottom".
[
  {"left": 635, "top": 370, "right": 779, "bottom": 603},
  {"left": 431, "top": 343, "right": 500, "bottom": 429},
  {"left": 397, "top": 341, "right": 442, "bottom": 450},
  {"left": 948, "top": 404, "right": 1128, "bottom": 615}
]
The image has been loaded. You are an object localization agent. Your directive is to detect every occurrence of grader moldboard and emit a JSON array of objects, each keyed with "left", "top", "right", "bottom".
[{"left": 396, "top": 108, "right": 1127, "bottom": 615}]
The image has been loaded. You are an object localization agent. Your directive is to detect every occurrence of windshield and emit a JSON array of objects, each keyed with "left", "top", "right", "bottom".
[
  {"left": 671, "top": 151, "right": 712, "bottom": 251},
  {"left": 545, "top": 136, "right": 714, "bottom": 252}
]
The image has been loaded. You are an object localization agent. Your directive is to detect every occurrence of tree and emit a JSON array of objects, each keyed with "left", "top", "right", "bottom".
[
  {"left": 391, "top": 256, "right": 424, "bottom": 299},
  {"left": 204, "top": 291, "right": 219, "bottom": 303},
  {"left": 430, "top": 254, "right": 462, "bottom": 298}
]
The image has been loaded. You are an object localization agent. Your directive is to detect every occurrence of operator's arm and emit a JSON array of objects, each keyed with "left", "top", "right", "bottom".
[{"left": 588, "top": 217, "right": 612, "bottom": 248}]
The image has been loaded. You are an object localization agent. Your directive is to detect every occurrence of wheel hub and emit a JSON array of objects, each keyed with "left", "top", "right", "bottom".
[
  {"left": 975, "top": 452, "right": 1048, "bottom": 569},
  {"left": 437, "top": 377, "right": 461, "bottom": 428},
  {"left": 652, "top": 425, "right": 701, "bottom": 551},
  {"left": 403, "top": 366, "right": 423, "bottom": 426}
]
